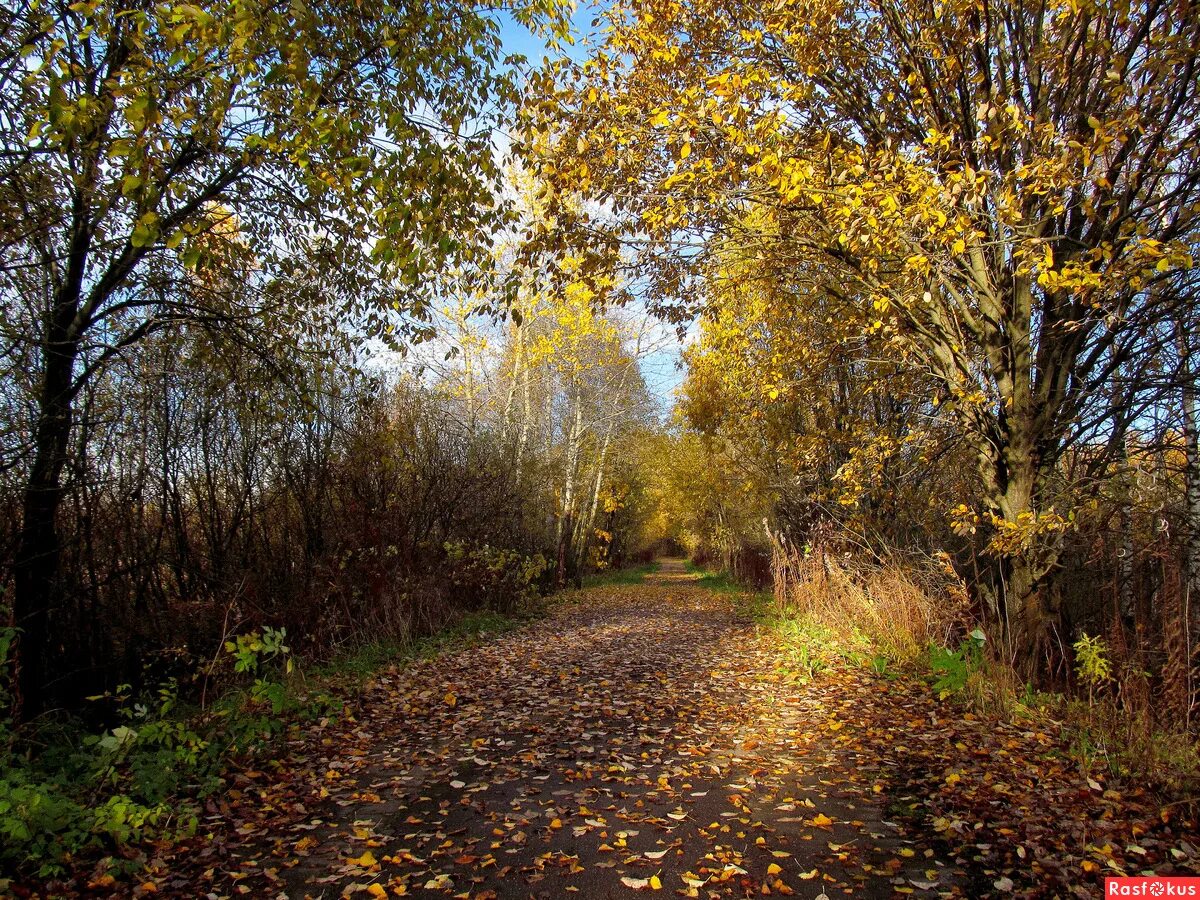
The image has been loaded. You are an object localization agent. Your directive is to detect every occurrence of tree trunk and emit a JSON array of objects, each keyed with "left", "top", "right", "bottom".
[
  {"left": 572, "top": 352, "right": 635, "bottom": 569},
  {"left": 1177, "top": 317, "right": 1200, "bottom": 671},
  {"left": 502, "top": 321, "right": 524, "bottom": 444},
  {"left": 555, "top": 397, "right": 584, "bottom": 588},
  {"left": 516, "top": 346, "right": 534, "bottom": 478},
  {"left": 574, "top": 427, "right": 613, "bottom": 567},
  {"left": 12, "top": 328, "right": 79, "bottom": 719},
  {"left": 984, "top": 402, "right": 1058, "bottom": 672}
]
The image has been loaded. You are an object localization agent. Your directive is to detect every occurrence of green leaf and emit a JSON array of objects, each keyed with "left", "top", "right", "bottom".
[{"left": 130, "top": 224, "right": 154, "bottom": 248}]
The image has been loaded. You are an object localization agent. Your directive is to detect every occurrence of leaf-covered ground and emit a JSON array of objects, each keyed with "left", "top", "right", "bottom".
[{"left": 73, "top": 561, "right": 1198, "bottom": 897}]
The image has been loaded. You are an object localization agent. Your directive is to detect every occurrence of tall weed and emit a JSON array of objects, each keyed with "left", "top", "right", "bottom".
[{"left": 771, "top": 544, "right": 969, "bottom": 663}]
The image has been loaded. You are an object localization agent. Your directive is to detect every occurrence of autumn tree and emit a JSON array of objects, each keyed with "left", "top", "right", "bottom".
[
  {"left": 680, "top": 235, "right": 956, "bottom": 551},
  {"left": 408, "top": 164, "right": 666, "bottom": 583},
  {"left": 0, "top": 0, "right": 568, "bottom": 714},
  {"left": 521, "top": 0, "right": 1200, "bottom": 667}
]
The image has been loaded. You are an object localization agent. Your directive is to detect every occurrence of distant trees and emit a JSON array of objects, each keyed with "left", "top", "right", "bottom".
[
  {"left": 522, "top": 0, "right": 1200, "bottom": 674},
  {"left": 419, "top": 252, "right": 663, "bottom": 586}
]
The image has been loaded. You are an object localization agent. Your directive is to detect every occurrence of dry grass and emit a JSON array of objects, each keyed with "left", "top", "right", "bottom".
[
  {"left": 770, "top": 544, "right": 969, "bottom": 664},
  {"left": 769, "top": 539, "right": 1200, "bottom": 793}
]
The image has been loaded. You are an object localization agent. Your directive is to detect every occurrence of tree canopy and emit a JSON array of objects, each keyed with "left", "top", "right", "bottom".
[{"left": 519, "top": 0, "right": 1200, "bottom": 663}]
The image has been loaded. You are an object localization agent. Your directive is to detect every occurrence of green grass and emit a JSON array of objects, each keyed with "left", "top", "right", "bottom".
[
  {"left": 582, "top": 563, "right": 657, "bottom": 587},
  {"left": 684, "top": 560, "right": 770, "bottom": 602},
  {"left": 317, "top": 607, "right": 529, "bottom": 687}
]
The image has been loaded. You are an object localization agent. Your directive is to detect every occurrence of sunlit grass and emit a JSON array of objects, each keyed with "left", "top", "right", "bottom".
[
  {"left": 582, "top": 563, "right": 658, "bottom": 587},
  {"left": 682, "top": 562, "right": 746, "bottom": 594}
]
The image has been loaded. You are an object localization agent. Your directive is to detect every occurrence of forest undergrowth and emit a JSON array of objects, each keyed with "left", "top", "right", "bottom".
[
  {"left": 0, "top": 598, "right": 540, "bottom": 883},
  {"left": 737, "top": 549, "right": 1200, "bottom": 798}
]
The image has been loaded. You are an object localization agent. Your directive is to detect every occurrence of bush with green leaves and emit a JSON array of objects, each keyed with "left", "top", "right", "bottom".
[
  {"left": 928, "top": 629, "right": 987, "bottom": 700},
  {"left": 0, "top": 623, "right": 307, "bottom": 876},
  {"left": 225, "top": 626, "right": 297, "bottom": 716},
  {"left": 4, "top": 729, "right": 177, "bottom": 874}
]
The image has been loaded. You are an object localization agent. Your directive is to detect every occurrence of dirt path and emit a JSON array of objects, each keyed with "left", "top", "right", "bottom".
[{"left": 153, "top": 561, "right": 1196, "bottom": 899}]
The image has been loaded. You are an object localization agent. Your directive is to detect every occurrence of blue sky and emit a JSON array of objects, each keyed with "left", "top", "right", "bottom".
[{"left": 493, "top": 2, "right": 602, "bottom": 69}]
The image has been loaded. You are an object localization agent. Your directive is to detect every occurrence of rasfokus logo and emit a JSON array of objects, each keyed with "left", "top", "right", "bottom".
[{"left": 1106, "top": 878, "right": 1200, "bottom": 897}]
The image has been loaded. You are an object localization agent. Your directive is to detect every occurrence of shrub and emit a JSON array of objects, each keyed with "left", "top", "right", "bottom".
[
  {"left": 443, "top": 542, "right": 547, "bottom": 614},
  {"left": 0, "top": 624, "right": 304, "bottom": 877},
  {"left": 928, "top": 629, "right": 987, "bottom": 700},
  {"left": 0, "top": 723, "right": 192, "bottom": 878}
]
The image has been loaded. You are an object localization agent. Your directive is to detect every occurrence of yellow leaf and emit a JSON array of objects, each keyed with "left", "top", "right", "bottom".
[
  {"left": 367, "top": 885, "right": 389, "bottom": 899},
  {"left": 811, "top": 813, "right": 834, "bottom": 827},
  {"left": 649, "top": 875, "right": 663, "bottom": 890},
  {"left": 767, "top": 863, "right": 783, "bottom": 875},
  {"left": 347, "top": 851, "right": 378, "bottom": 867},
  {"left": 443, "top": 691, "right": 457, "bottom": 707},
  {"left": 680, "top": 142, "right": 692, "bottom": 160}
]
